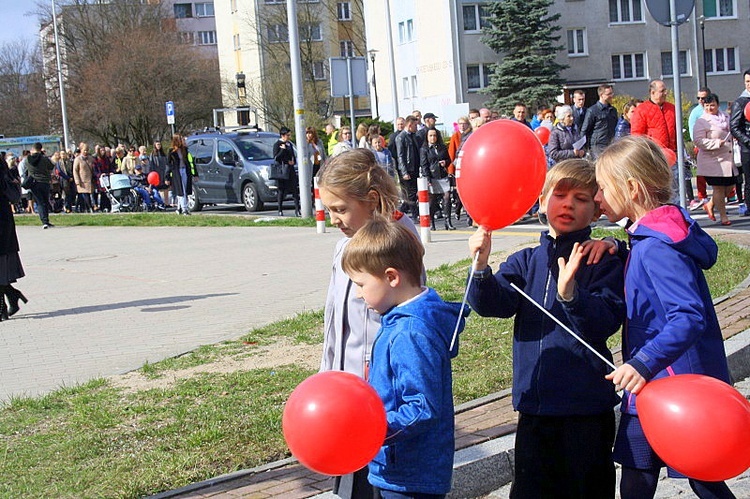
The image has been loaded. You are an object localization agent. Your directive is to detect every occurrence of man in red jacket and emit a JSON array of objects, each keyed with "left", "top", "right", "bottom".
[{"left": 631, "top": 79, "right": 682, "bottom": 202}]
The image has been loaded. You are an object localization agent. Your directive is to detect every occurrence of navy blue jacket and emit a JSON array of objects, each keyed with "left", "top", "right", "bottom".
[
  {"left": 468, "top": 228, "right": 625, "bottom": 416},
  {"left": 620, "top": 205, "right": 731, "bottom": 415},
  {"left": 368, "top": 288, "right": 467, "bottom": 495}
]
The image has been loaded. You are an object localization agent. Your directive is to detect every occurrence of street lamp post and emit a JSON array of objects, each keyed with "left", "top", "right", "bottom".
[
  {"left": 698, "top": 16, "right": 707, "bottom": 88},
  {"left": 368, "top": 49, "right": 379, "bottom": 119}
]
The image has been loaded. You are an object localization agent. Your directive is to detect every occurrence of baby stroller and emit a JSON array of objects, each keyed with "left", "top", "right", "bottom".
[{"left": 100, "top": 174, "right": 143, "bottom": 213}]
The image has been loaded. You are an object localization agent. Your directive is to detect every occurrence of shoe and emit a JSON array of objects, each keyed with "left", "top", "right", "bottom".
[
  {"left": 42, "top": 224, "right": 49, "bottom": 229},
  {"left": 689, "top": 198, "right": 706, "bottom": 211},
  {"left": 47, "top": 222, "right": 55, "bottom": 228},
  {"left": 702, "top": 202, "right": 716, "bottom": 221},
  {"left": 6, "top": 287, "right": 27, "bottom": 317},
  {"left": 445, "top": 220, "right": 456, "bottom": 231},
  {"left": 727, "top": 195, "right": 738, "bottom": 204},
  {"left": 739, "top": 204, "right": 748, "bottom": 216},
  {"left": 278, "top": 210, "right": 284, "bottom": 216},
  {"left": 721, "top": 220, "right": 732, "bottom": 226},
  {"left": 0, "top": 297, "right": 7, "bottom": 322},
  {"left": 466, "top": 216, "right": 473, "bottom": 227}
]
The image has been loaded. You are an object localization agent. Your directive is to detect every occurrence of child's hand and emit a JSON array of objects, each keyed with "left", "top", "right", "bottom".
[
  {"left": 605, "top": 364, "right": 647, "bottom": 394},
  {"left": 557, "top": 242, "right": 584, "bottom": 301},
  {"left": 579, "top": 237, "right": 618, "bottom": 265},
  {"left": 468, "top": 227, "right": 492, "bottom": 271}
]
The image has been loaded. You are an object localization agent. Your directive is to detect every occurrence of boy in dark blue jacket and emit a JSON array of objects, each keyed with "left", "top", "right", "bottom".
[
  {"left": 467, "top": 159, "right": 625, "bottom": 498},
  {"left": 342, "top": 217, "right": 467, "bottom": 498}
]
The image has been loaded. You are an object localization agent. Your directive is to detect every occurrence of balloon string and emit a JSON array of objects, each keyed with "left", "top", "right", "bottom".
[
  {"left": 450, "top": 252, "right": 479, "bottom": 352},
  {"left": 509, "top": 282, "right": 617, "bottom": 371}
]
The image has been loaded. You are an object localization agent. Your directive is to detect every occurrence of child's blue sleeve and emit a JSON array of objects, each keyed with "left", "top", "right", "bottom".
[{"left": 466, "top": 249, "right": 530, "bottom": 318}]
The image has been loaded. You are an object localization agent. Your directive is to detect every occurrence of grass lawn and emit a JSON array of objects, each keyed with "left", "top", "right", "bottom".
[
  {"left": 12, "top": 211, "right": 318, "bottom": 227},
  {"left": 1, "top": 226, "right": 748, "bottom": 498}
]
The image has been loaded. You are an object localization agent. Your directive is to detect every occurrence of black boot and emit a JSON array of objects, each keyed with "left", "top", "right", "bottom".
[
  {"left": 6, "top": 285, "right": 27, "bottom": 317},
  {"left": 0, "top": 287, "right": 8, "bottom": 321},
  {"left": 445, "top": 203, "right": 456, "bottom": 230}
]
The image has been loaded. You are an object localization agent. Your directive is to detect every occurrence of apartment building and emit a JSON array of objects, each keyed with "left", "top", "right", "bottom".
[
  {"left": 214, "top": 0, "right": 370, "bottom": 130},
  {"left": 363, "top": 0, "right": 750, "bottom": 127}
]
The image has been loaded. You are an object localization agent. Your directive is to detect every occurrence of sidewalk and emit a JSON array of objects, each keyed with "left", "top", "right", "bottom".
[{"left": 153, "top": 230, "right": 750, "bottom": 499}]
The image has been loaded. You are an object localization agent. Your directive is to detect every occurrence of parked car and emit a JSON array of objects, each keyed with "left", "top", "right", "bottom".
[{"left": 186, "top": 129, "right": 291, "bottom": 212}]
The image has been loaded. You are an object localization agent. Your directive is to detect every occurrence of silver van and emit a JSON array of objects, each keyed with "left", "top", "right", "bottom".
[{"left": 186, "top": 130, "right": 285, "bottom": 212}]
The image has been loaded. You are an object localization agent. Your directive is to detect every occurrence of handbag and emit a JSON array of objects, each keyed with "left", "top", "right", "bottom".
[
  {"left": 21, "top": 174, "right": 36, "bottom": 190},
  {"left": 268, "top": 162, "right": 290, "bottom": 181},
  {"left": 2, "top": 175, "right": 21, "bottom": 204}
]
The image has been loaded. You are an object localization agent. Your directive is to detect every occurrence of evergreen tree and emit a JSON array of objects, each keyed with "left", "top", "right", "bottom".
[{"left": 481, "top": 0, "right": 567, "bottom": 114}]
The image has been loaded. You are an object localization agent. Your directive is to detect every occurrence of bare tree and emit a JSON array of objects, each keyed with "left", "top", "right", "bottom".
[
  {"left": 36, "top": 0, "right": 221, "bottom": 146},
  {"left": 0, "top": 40, "right": 51, "bottom": 137}
]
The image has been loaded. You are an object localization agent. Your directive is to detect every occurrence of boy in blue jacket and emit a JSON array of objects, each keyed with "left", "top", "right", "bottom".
[
  {"left": 467, "top": 159, "right": 626, "bottom": 498},
  {"left": 342, "top": 217, "right": 467, "bottom": 498}
]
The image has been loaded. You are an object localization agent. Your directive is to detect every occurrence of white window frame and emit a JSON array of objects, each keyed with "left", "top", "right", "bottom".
[
  {"left": 267, "top": 24, "right": 289, "bottom": 43},
  {"left": 402, "top": 77, "right": 411, "bottom": 98},
  {"left": 609, "top": 0, "right": 645, "bottom": 24},
  {"left": 178, "top": 31, "right": 194, "bottom": 45},
  {"left": 230, "top": 0, "right": 237, "bottom": 13},
  {"left": 566, "top": 28, "right": 587, "bottom": 57},
  {"left": 705, "top": 47, "right": 739, "bottom": 75},
  {"left": 233, "top": 33, "right": 241, "bottom": 51},
  {"left": 398, "top": 22, "right": 405, "bottom": 44},
  {"left": 301, "top": 23, "right": 323, "bottom": 42},
  {"left": 340, "top": 40, "right": 354, "bottom": 57},
  {"left": 312, "top": 61, "right": 327, "bottom": 80},
  {"left": 194, "top": 3, "right": 214, "bottom": 17},
  {"left": 174, "top": 3, "right": 193, "bottom": 18},
  {"left": 466, "top": 64, "right": 492, "bottom": 91},
  {"left": 406, "top": 19, "right": 414, "bottom": 42},
  {"left": 410, "top": 75, "right": 418, "bottom": 97},
  {"left": 197, "top": 31, "right": 217, "bottom": 45},
  {"left": 660, "top": 50, "right": 690, "bottom": 78},
  {"left": 702, "top": 0, "right": 736, "bottom": 19},
  {"left": 337, "top": 2, "right": 352, "bottom": 21},
  {"left": 462, "top": 4, "right": 490, "bottom": 32},
  {"left": 611, "top": 52, "right": 647, "bottom": 81}
]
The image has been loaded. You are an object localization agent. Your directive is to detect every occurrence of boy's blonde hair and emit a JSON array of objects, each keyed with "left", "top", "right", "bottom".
[
  {"left": 595, "top": 136, "right": 672, "bottom": 212},
  {"left": 541, "top": 158, "right": 598, "bottom": 199},
  {"left": 341, "top": 216, "right": 424, "bottom": 287},
  {"left": 317, "top": 149, "right": 400, "bottom": 216}
]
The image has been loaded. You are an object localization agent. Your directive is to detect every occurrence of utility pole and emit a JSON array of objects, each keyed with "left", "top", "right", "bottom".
[{"left": 51, "top": 0, "right": 71, "bottom": 152}]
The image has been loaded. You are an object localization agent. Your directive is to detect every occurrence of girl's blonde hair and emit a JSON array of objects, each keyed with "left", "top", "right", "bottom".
[
  {"left": 317, "top": 149, "right": 400, "bottom": 216},
  {"left": 595, "top": 135, "right": 673, "bottom": 212}
]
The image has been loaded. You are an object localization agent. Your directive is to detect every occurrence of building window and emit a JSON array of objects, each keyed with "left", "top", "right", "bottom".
[
  {"left": 178, "top": 31, "right": 194, "bottom": 45},
  {"left": 407, "top": 19, "right": 414, "bottom": 41},
  {"left": 705, "top": 47, "right": 738, "bottom": 75},
  {"left": 703, "top": 0, "right": 735, "bottom": 18},
  {"left": 312, "top": 61, "right": 327, "bottom": 80},
  {"left": 230, "top": 0, "right": 237, "bottom": 13},
  {"left": 195, "top": 3, "right": 214, "bottom": 17},
  {"left": 267, "top": 24, "right": 289, "bottom": 43},
  {"left": 466, "top": 64, "right": 492, "bottom": 90},
  {"left": 301, "top": 23, "right": 322, "bottom": 42},
  {"left": 398, "top": 19, "right": 414, "bottom": 43},
  {"left": 174, "top": 3, "right": 193, "bottom": 18},
  {"left": 462, "top": 4, "right": 490, "bottom": 32},
  {"left": 340, "top": 40, "right": 354, "bottom": 57},
  {"left": 233, "top": 33, "right": 241, "bottom": 51},
  {"left": 398, "top": 22, "right": 405, "bottom": 44},
  {"left": 567, "top": 28, "right": 587, "bottom": 56},
  {"left": 609, "top": 0, "right": 643, "bottom": 23},
  {"left": 337, "top": 2, "right": 352, "bottom": 21},
  {"left": 661, "top": 50, "right": 689, "bottom": 77},
  {"left": 197, "top": 31, "right": 217, "bottom": 45},
  {"left": 402, "top": 77, "right": 410, "bottom": 98},
  {"left": 611, "top": 53, "right": 646, "bottom": 80},
  {"left": 264, "top": 0, "right": 284, "bottom": 4}
]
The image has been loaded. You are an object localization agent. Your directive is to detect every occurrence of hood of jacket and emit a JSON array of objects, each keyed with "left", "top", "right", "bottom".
[
  {"left": 27, "top": 152, "right": 43, "bottom": 167},
  {"left": 381, "top": 288, "right": 468, "bottom": 358},
  {"left": 629, "top": 204, "right": 716, "bottom": 270}
]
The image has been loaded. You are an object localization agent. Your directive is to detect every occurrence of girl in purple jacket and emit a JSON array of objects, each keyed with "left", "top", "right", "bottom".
[{"left": 595, "top": 136, "right": 735, "bottom": 499}]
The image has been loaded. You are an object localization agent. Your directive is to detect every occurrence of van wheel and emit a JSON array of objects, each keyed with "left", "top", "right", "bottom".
[
  {"left": 188, "top": 193, "right": 203, "bottom": 212},
  {"left": 243, "top": 183, "right": 262, "bottom": 212}
]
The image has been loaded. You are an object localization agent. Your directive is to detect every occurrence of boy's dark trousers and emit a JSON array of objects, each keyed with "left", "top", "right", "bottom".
[
  {"left": 333, "top": 466, "right": 375, "bottom": 499},
  {"left": 510, "top": 411, "right": 616, "bottom": 499}
]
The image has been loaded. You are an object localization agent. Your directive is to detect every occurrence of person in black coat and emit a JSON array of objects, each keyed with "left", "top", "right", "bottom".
[
  {"left": 272, "top": 126, "right": 300, "bottom": 217},
  {"left": 0, "top": 155, "right": 27, "bottom": 320},
  {"left": 166, "top": 134, "right": 198, "bottom": 215},
  {"left": 420, "top": 128, "right": 455, "bottom": 230}
]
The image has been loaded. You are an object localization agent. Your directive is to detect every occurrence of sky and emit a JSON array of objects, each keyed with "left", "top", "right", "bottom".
[{"left": 0, "top": 4, "right": 42, "bottom": 47}]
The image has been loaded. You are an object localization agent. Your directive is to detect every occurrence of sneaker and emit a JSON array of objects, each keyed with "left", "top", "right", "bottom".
[
  {"left": 688, "top": 198, "right": 706, "bottom": 211},
  {"left": 42, "top": 224, "right": 49, "bottom": 229},
  {"left": 739, "top": 204, "right": 748, "bottom": 216},
  {"left": 47, "top": 223, "right": 55, "bottom": 228},
  {"left": 727, "top": 195, "right": 739, "bottom": 204}
]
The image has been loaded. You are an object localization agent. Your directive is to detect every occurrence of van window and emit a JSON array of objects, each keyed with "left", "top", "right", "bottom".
[
  {"left": 188, "top": 139, "right": 214, "bottom": 165},
  {"left": 218, "top": 139, "right": 238, "bottom": 165},
  {"left": 234, "top": 136, "right": 276, "bottom": 160}
]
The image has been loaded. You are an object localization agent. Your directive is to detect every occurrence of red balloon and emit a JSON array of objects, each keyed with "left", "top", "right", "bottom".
[
  {"left": 636, "top": 374, "right": 750, "bottom": 481},
  {"left": 147, "top": 171, "right": 160, "bottom": 187},
  {"left": 282, "top": 371, "right": 386, "bottom": 476},
  {"left": 661, "top": 147, "right": 677, "bottom": 165},
  {"left": 455, "top": 119, "right": 547, "bottom": 230},
  {"left": 744, "top": 101, "right": 750, "bottom": 122},
  {"left": 535, "top": 126, "right": 551, "bottom": 145}
]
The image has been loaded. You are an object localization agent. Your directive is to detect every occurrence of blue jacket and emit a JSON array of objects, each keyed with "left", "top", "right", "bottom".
[
  {"left": 468, "top": 227, "right": 625, "bottom": 416},
  {"left": 368, "top": 288, "right": 467, "bottom": 495},
  {"left": 620, "top": 205, "right": 731, "bottom": 415}
]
